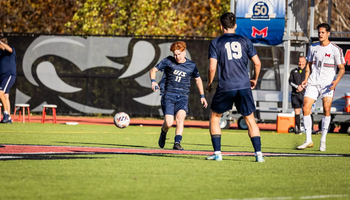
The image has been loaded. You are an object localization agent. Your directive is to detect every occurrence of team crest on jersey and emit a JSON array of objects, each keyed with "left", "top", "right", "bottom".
[
  {"left": 173, "top": 70, "right": 186, "bottom": 77},
  {"left": 325, "top": 53, "right": 331, "bottom": 57}
]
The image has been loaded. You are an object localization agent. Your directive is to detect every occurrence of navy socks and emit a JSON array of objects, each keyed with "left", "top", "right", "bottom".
[
  {"left": 174, "top": 135, "right": 182, "bottom": 143},
  {"left": 211, "top": 135, "right": 221, "bottom": 152},
  {"left": 250, "top": 136, "right": 261, "bottom": 152}
]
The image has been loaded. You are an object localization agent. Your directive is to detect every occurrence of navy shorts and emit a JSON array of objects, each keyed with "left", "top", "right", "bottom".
[
  {"left": 161, "top": 93, "right": 188, "bottom": 116},
  {"left": 211, "top": 88, "right": 256, "bottom": 116},
  {"left": 0, "top": 75, "right": 16, "bottom": 94}
]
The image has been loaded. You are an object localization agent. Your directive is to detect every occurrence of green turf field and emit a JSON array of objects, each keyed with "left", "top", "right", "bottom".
[{"left": 1, "top": 123, "right": 350, "bottom": 200}]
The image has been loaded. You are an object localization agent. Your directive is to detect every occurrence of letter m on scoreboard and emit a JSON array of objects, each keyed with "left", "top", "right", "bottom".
[{"left": 236, "top": 0, "right": 285, "bottom": 45}]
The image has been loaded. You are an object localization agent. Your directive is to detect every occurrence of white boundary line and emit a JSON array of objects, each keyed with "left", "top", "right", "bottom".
[
  {"left": 300, "top": 195, "right": 349, "bottom": 199},
  {"left": 214, "top": 194, "right": 349, "bottom": 200}
]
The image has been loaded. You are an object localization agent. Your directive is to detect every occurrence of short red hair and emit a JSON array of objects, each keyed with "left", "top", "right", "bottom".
[{"left": 170, "top": 41, "right": 186, "bottom": 52}]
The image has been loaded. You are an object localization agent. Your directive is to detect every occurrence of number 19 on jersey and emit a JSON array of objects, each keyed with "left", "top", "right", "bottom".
[{"left": 225, "top": 42, "right": 242, "bottom": 60}]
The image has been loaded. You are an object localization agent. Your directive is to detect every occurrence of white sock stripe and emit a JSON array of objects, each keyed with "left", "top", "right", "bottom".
[{"left": 3, "top": 76, "right": 12, "bottom": 92}]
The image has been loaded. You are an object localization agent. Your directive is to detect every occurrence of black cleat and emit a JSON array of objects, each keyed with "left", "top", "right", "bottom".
[
  {"left": 0, "top": 145, "right": 5, "bottom": 148},
  {"left": 158, "top": 131, "right": 167, "bottom": 148},
  {"left": 294, "top": 126, "right": 301, "bottom": 135},
  {"left": 173, "top": 142, "right": 184, "bottom": 150}
]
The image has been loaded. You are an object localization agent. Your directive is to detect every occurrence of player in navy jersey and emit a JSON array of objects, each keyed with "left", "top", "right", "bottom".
[
  {"left": 149, "top": 41, "right": 208, "bottom": 150},
  {"left": 0, "top": 35, "right": 16, "bottom": 124},
  {"left": 206, "top": 12, "right": 264, "bottom": 162}
]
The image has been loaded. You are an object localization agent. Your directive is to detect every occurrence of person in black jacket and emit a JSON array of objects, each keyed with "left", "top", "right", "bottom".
[{"left": 289, "top": 56, "right": 314, "bottom": 134}]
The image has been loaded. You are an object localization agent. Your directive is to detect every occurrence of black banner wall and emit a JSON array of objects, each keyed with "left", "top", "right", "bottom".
[
  {"left": 8, "top": 35, "right": 214, "bottom": 118},
  {"left": 8, "top": 35, "right": 350, "bottom": 119}
]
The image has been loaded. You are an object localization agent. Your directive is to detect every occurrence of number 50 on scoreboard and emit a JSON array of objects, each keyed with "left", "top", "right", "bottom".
[{"left": 235, "top": 0, "right": 285, "bottom": 45}]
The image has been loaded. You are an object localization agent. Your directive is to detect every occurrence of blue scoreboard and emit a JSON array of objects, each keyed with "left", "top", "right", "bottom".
[{"left": 235, "top": 0, "right": 285, "bottom": 45}]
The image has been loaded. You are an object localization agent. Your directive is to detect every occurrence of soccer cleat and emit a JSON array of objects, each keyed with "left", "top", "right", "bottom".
[
  {"left": 1, "top": 118, "right": 13, "bottom": 124},
  {"left": 158, "top": 131, "right": 167, "bottom": 148},
  {"left": 319, "top": 140, "right": 326, "bottom": 151},
  {"left": 1, "top": 114, "right": 12, "bottom": 124},
  {"left": 205, "top": 153, "right": 222, "bottom": 161},
  {"left": 173, "top": 142, "right": 184, "bottom": 150},
  {"left": 255, "top": 152, "right": 265, "bottom": 162},
  {"left": 297, "top": 141, "right": 314, "bottom": 150}
]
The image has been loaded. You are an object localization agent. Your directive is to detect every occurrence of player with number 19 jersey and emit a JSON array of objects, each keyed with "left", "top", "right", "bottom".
[
  {"left": 156, "top": 56, "right": 200, "bottom": 95},
  {"left": 208, "top": 33, "right": 257, "bottom": 92}
]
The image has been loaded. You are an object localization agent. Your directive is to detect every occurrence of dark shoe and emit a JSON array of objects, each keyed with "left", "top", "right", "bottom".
[
  {"left": 158, "top": 131, "right": 167, "bottom": 148},
  {"left": 1, "top": 118, "right": 12, "bottom": 124},
  {"left": 295, "top": 131, "right": 301, "bottom": 135},
  {"left": 173, "top": 142, "right": 184, "bottom": 150},
  {"left": 0, "top": 145, "right": 5, "bottom": 148},
  {"left": 1, "top": 114, "right": 12, "bottom": 124}
]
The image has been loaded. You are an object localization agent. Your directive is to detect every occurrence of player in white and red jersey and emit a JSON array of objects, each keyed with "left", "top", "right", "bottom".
[{"left": 297, "top": 23, "right": 345, "bottom": 151}]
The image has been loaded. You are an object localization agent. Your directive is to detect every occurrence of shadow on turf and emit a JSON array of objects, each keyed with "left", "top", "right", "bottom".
[
  {"left": 0, "top": 154, "right": 107, "bottom": 161},
  {"left": 56, "top": 141, "right": 152, "bottom": 149},
  {"left": 181, "top": 142, "right": 247, "bottom": 148},
  {"left": 56, "top": 141, "right": 248, "bottom": 150},
  {"left": 136, "top": 153, "right": 251, "bottom": 162}
]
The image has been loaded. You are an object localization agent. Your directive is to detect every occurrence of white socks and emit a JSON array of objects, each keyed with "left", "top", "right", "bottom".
[
  {"left": 214, "top": 151, "right": 221, "bottom": 155},
  {"left": 304, "top": 115, "right": 330, "bottom": 143},
  {"left": 321, "top": 116, "right": 331, "bottom": 141},
  {"left": 303, "top": 115, "right": 312, "bottom": 143}
]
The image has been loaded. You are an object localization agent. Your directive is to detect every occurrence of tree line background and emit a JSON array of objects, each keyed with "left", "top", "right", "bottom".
[{"left": 0, "top": 0, "right": 349, "bottom": 37}]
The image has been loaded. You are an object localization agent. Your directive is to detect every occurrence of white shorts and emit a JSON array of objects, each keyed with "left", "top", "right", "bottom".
[{"left": 304, "top": 84, "right": 334, "bottom": 100}]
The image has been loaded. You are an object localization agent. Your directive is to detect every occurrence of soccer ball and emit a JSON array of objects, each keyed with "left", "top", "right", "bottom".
[{"left": 114, "top": 112, "right": 130, "bottom": 129}]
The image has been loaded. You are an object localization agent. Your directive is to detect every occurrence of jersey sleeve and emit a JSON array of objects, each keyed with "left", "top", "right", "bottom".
[
  {"left": 334, "top": 46, "right": 345, "bottom": 65},
  {"left": 288, "top": 70, "right": 297, "bottom": 88},
  {"left": 306, "top": 46, "right": 313, "bottom": 62},
  {"left": 208, "top": 39, "right": 218, "bottom": 60},
  {"left": 155, "top": 57, "right": 168, "bottom": 72},
  {"left": 246, "top": 38, "right": 257, "bottom": 58},
  {"left": 288, "top": 70, "right": 294, "bottom": 85},
  {"left": 191, "top": 65, "right": 200, "bottom": 78}
]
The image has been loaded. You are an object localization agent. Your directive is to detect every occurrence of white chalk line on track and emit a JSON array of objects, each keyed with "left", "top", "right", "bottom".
[{"left": 214, "top": 194, "right": 349, "bottom": 200}]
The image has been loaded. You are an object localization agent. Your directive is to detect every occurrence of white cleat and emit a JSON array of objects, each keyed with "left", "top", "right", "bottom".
[
  {"left": 255, "top": 152, "right": 265, "bottom": 162},
  {"left": 206, "top": 153, "right": 222, "bottom": 161},
  {"left": 297, "top": 141, "right": 314, "bottom": 150},
  {"left": 319, "top": 140, "right": 326, "bottom": 151}
]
